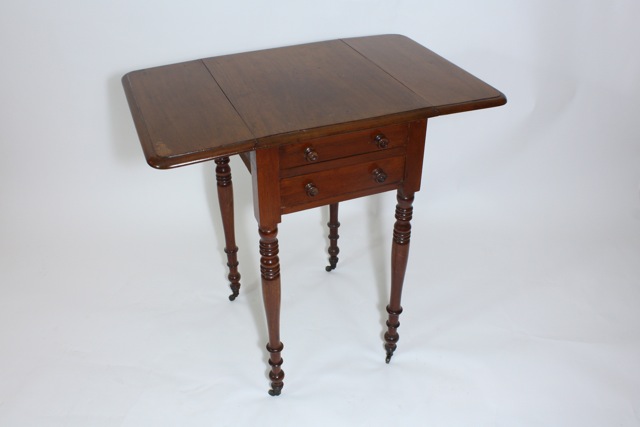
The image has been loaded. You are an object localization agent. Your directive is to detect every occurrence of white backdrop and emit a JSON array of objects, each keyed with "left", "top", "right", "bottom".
[{"left": 1, "top": 1, "right": 639, "bottom": 426}]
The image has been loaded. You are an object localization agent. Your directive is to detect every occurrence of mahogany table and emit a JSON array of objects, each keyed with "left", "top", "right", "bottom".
[{"left": 122, "top": 34, "right": 506, "bottom": 396}]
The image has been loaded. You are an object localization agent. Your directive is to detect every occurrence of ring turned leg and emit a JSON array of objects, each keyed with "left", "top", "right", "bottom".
[
  {"left": 259, "top": 226, "right": 285, "bottom": 396},
  {"left": 325, "top": 203, "right": 340, "bottom": 272},
  {"left": 214, "top": 157, "right": 241, "bottom": 301},
  {"left": 384, "top": 190, "right": 414, "bottom": 363}
]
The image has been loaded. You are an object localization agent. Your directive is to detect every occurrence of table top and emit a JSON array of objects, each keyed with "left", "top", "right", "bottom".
[{"left": 122, "top": 34, "right": 506, "bottom": 169}]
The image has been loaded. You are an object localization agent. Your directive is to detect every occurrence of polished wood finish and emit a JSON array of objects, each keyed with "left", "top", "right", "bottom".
[
  {"left": 122, "top": 61, "right": 255, "bottom": 169},
  {"left": 249, "top": 148, "right": 281, "bottom": 226},
  {"left": 343, "top": 35, "right": 506, "bottom": 116},
  {"left": 278, "top": 123, "right": 408, "bottom": 169},
  {"left": 249, "top": 147, "right": 285, "bottom": 394},
  {"left": 122, "top": 35, "right": 505, "bottom": 170},
  {"left": 385, "top": 190, "right": 414, "bottom": 363},
  {"left": 122, "top": 35, "right": 507, "bottom": 396},
  {"left": 258, "top": 226, "right": 284, "bottom": 396},
  {"left": 280, "top": 155, "right": 405, "bottom": 211},
  {"left": 201, "top": 40, "right": 430, "bottom": 146},
  {"left": 403, "top": 120, "right": 428, "bottom": 193},
  {"left": 214, "top": 157, "right": 241, "bottom": 301}
]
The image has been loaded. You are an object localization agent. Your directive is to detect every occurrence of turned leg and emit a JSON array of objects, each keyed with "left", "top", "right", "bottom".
[
  {"left": 384, "top": 190, "right": 414, "bottom": 363},
  {"left": 259, "top": 226, "right": 285, "bottom": 396},
  {"left": 214, "top": 157, "right": 241, "bottom": 301},
  {"left": 325, "top": 203, "right": 340, "bottom": 272}
]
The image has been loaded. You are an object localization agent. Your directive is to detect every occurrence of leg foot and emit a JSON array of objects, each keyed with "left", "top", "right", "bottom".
[
  {"left": 384, "top": 306, "right": 402, "bottom": 363},
  {"left": 225, "top": 247, "right": 241, "bottom": 301},
  {"left": 325, "top": 203, "right": 340, "bottom": 272},
  {"left": 267, "top": 347, "right": 284, "bottom": 396}
]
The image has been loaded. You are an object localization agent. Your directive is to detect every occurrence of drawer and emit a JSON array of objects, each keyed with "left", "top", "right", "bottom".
[
  {"left": 279, "top": 123, "right": 409, "bottom": 169},
  {"left": 280, "top": 155, "right": 405, "bottom": 210}
]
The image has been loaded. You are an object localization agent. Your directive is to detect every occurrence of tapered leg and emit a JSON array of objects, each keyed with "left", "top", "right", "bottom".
[
  {"left": 384, "top": 190, "right": 415, "bottom": 363},
  {"left": 214, "top": 157, "right": 241, "bottom": 301},
  {"left": 325, "top": 203, "right": 340, "bottom": 272},
  {"left": 259, "top": 226, "right": 285, "bottom": 396}
]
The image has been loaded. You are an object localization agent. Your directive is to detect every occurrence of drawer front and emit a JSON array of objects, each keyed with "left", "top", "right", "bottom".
[
  {"left": 280, "top": 155, "right": 405, "bottom": 209},
  {"left": 279, "top": 123, "right": 409, "bottom": 169}
]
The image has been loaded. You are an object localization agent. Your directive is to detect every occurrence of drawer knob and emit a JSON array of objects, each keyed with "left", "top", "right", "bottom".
[
  {"left": 372, "top": 168, "right": 388, "bottom": 183},
  {"left": 304, "top": 147, "right": 319, "bottom": 162},
  {"left": 374, "top": 134, "right": 389, "bottom": 149},
  {"left": 305, "top": 182, "right": 319, "bottom": 197}
]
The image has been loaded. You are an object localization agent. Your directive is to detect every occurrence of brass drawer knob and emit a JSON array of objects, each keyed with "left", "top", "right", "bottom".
[
  {"left": 305, "top": 182, "right": 319, "bottom": 197},
  {"left": 304, "top": 147, "right": 319, "bottom": 162},
  {"left": 372, "top": 168, "right": 387, "bottom": 183},
  {"left": 374, "top": 134, "right": 389, "bottom": 149}
]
